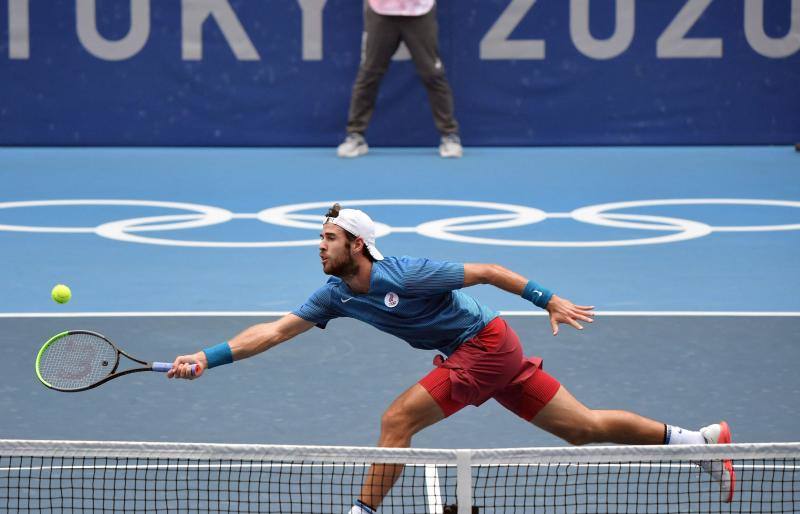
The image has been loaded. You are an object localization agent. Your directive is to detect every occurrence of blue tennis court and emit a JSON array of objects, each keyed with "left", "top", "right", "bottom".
[{"left": 1, "top": 146, "right": 798, "bottom": 448}]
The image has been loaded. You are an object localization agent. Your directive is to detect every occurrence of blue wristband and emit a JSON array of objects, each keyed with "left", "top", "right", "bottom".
[
  {"left": 522, "top": 280, "right": 553, "bottom": 309},
  {"left": 203, "top": 342, "right": 233, "bottom": 369}
]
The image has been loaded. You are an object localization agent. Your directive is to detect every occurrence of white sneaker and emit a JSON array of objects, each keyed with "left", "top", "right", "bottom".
[
  {"left": 439, "top": 134, "right": 463, "bottom": 158},
  {"left": 698, "top": 421, "right": 735, "bottom": 503},
  {"left": 337, "top": 133, "right": 368, "bottom": 158}
]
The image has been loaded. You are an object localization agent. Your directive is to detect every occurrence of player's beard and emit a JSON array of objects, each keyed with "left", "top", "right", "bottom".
[{"left": 325, "top": 243, "right": 359, "bottom": 278}]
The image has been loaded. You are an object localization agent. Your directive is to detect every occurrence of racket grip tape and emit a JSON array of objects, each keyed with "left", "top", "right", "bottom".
[{"left": 152, "top": 362, "right": 198, "bottom": 375}]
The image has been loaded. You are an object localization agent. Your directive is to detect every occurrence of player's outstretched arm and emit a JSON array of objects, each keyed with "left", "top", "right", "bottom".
[
  {"left": 463, "top": 263, "right": 594, "bottom": 336},
  {"left": 168, "top": 314, "right": 315, "bottom": 379}
]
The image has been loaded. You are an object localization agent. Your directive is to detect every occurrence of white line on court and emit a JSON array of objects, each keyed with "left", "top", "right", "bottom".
[{"left": 0, "top": 311, "right": 798, "bottom": 318}]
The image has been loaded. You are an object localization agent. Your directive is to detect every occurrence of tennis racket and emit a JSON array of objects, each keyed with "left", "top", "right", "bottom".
[{"left": 35, "top": 330, "right": 198, "bottom": 392}]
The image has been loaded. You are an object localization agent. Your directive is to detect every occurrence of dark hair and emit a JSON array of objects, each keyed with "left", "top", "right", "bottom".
[
  {"left": 325, "top": 203, "right": 342, "bottom": 218},
  {"left": 324, "top": 203, "right": 375, "bottom": 262}
]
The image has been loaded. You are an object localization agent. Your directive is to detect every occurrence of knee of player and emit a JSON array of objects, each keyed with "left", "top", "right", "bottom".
[{"left": 380, "top": 408, "right": 416, "bottom": 440}]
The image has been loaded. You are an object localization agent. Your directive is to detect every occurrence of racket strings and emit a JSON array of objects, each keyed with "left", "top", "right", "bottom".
[{"left": 38, "top": 333, "right": 117, "bottom": 390}]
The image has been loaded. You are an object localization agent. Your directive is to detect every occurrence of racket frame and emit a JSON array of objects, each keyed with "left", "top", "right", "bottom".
[{"left": 35, "top": 329, "right": 157, "bottom": 392}]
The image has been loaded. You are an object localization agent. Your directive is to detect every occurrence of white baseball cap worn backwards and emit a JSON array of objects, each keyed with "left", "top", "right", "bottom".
[{"left": 325, "top": 208, "right": 384, "bottom": 261}]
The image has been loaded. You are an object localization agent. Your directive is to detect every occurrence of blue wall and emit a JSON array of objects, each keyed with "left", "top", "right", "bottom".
[{"left": 1, "top": 0, "right": 798, "bottom": 146}]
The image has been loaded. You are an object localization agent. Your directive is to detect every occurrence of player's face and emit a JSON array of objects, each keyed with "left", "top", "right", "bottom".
[{"left": 319, "top": 224, "right": 358, "bottom": 277}]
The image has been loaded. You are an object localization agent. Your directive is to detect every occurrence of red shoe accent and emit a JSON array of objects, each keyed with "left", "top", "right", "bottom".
[
  {"left": 719, "top": 421, "right": 736, "bottom": 503},
  {"left": 718, "top": 421, "right": 732, "bottom": 444}
]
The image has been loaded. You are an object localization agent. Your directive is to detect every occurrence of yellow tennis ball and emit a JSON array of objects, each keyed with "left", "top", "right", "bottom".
[{"left": 51, "top": 284, "right": 71, "bottom": 304}]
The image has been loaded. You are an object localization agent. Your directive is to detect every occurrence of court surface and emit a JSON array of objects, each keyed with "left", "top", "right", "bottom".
[{"left": 1, "top": 146, "right": 798, "bottom": 448}]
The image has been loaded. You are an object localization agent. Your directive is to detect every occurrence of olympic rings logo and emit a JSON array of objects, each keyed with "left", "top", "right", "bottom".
[{"left": 1, "top": 198, "right": 798, "bottom": 248}]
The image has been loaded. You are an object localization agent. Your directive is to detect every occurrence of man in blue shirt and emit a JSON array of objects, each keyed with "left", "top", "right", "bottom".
[{"left": 169, "top": 204, "right": 735, "bottom": 511}]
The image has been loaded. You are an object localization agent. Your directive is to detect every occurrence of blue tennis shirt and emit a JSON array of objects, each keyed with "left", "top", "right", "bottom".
[{"left": 292, "top": 256, "right": 498, "bottom": 356}]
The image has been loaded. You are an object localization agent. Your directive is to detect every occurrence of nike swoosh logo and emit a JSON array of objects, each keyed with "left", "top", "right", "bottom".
[
  {"left": 533, "top": 290, "right": 543, "bottom": 298},
  {"left": 341, "top": 297, "right": 353, "bottom": 303}
]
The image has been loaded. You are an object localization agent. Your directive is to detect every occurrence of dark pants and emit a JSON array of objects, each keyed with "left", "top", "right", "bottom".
[{"left": 345, "top": 5, "right": 459, "bottom": 136}]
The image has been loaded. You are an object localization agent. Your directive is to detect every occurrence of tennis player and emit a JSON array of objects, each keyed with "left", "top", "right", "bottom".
[{"left": 168, "top": 204, "right": 735, "bottom": 510}]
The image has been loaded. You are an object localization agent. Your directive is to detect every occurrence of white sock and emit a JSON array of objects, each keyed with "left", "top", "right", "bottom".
[
  {"left": 665, "top": 424, "right": 706, "bottom": 445},
  {"left": 348, "top": 500, "right": 376, "bottom": 514}
]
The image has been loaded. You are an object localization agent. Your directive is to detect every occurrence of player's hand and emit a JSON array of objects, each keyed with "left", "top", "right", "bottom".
[
  {"left": 545, "top": 295, "right": 595, "bottom": 336},
  {"left": 167, "top": 352, "right": 207, "bottom": 379}
]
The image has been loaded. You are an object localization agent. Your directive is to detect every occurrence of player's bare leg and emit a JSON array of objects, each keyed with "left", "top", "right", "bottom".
[
  {"left": 529, "top": 385, "right": 735, "bottom": 501},
  {"left": 357, "top": 384, "right": 445, "bottom": 511},
  {"left": 531, "top": 385, "right": 665, "bottom": 445}
]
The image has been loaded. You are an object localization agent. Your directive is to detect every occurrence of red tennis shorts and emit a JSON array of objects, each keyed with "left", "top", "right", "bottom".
[{"left": 419, "top": 317, "right": 560, "bottom": 421}]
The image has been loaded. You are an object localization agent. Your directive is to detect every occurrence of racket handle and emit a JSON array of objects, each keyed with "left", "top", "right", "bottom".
[{"left": 152, "top": 362, "right": 198, "bottom": 376}]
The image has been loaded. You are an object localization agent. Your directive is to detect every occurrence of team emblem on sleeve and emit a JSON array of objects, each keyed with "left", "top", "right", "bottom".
[{"left": 384, "top": 292, "right": 399, "bottom": 308}]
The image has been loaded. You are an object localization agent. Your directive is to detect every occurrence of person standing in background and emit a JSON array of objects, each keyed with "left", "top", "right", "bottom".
[{"left": 337, "top": 0, "right": 463, "bottom": 159}]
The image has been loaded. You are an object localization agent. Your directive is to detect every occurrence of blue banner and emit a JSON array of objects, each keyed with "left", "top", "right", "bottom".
[{"left": 1, "top": 0, "right": 798, "bottom": 146}]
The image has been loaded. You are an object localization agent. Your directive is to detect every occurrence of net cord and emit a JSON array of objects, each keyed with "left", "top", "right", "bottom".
[{"left": 1, "top": 439, "right": 797, "bottom": 464}]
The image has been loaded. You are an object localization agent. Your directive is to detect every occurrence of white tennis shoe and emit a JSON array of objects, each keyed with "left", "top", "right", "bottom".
[
  {"left": 698, "top": 421, "right": 736, "bottom": 503},
  {"left": 337, "top": 133, "right": 368, "bottom": 158},
  {"left": 439, "top": 134, "right": 463, "bottom": 158}
]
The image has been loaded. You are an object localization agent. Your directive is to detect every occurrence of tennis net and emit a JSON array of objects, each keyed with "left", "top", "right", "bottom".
[{"left": 0, "top": 439, "right": 797, "bottom": 513}]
